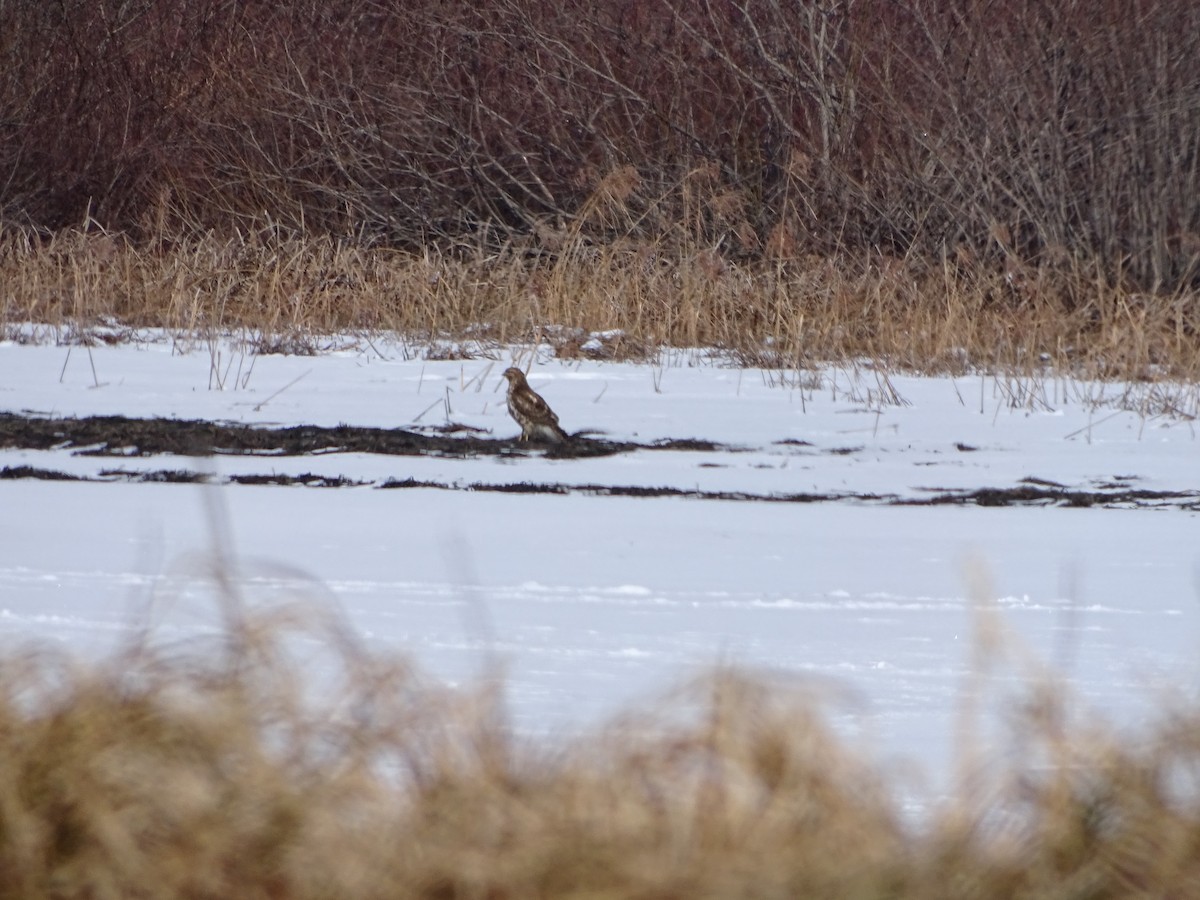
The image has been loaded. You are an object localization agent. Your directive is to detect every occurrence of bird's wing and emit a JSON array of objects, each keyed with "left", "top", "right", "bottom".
[{"left": 518, "top": 387, "right": 559, "bottom": 424}]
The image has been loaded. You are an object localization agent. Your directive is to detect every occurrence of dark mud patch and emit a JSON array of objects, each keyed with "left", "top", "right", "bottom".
[
  {"left": 3, "top": 464, "right": 371, "bottom": 488},
  {"left": 100, "top": 468, "right": 370, "bottom": 487},
  {"left": 0, "top": 412, "right": 722, "bottom": 460},
  {"left": 99, "top": 468, "right": 204, "bottom": 484},
  {"left": 225, "top": 472, "right": 368, "bottom": 488},
  {"left": 0, "top": 464, "right": 84, "bottom": 481},
  {"left": 392, "top": 480, "right": 1199, "bottom": 508},
  {"left": 381, "top": 478, "right": 852, "bottom": 504},
  {"left": 902, "top": 485, "right": 1199, "bottom": 510}
]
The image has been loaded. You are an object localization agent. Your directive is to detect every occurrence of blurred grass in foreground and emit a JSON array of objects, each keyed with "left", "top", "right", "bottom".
[{"left": 2, "top": 562, "right": 1198, "bottom": 899}]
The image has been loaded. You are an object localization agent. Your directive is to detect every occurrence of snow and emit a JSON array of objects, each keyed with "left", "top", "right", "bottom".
[{"left": 2, "top": 332, "right": 1199, "bottom": 798}]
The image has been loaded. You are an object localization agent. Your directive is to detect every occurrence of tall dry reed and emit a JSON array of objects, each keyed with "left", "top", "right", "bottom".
[{"left": 4, "top": 226, "right": 1199, "bottom": 385}]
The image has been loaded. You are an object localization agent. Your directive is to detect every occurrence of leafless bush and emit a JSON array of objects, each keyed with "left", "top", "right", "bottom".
[
  {"left": 2, "top": 0, "right": 1197, "bottom": 294},
  {"left": 857, "top": 0, "right": 1200, "bottom": 294},
  {"left": 0, "top": 0, "right": 245, "bottom": 232}
]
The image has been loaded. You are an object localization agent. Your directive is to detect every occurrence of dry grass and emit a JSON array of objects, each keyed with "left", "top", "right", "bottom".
[
  {"left": 4, "top": 226, "right": 1200, "bottom": 385},
  {"left": 2, "top": 560, "right": 1200, "bottom": 899}
]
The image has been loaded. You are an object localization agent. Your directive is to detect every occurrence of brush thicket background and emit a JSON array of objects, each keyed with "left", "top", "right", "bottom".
[
  {"left": 2, "top": 0, "right": 1198, "bottom": 375},
  {"left": 2, "top": 1, "right": 1200, "bottom": 895}
]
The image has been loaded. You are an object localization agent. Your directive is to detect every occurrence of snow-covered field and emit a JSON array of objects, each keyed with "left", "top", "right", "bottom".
[{"left": 2, "top": 332, "right": 1198, "bottom": 794}]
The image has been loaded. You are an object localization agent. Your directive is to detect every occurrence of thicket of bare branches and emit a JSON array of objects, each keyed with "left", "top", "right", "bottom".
[{"left": 2, "top": 0, "right": 1198, "bottom": 292}]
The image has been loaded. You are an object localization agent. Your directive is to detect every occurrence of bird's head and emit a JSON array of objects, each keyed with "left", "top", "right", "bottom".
[{"left": 502, "top": 367, "right": 526, "bottom": 385}]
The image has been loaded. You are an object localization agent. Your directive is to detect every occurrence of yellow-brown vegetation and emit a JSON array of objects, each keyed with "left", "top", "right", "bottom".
[
  {"left": 2, "top": 573, "right": 1199, "bottom": 899},
  {"left": 4, "top": 225, "right": 1199, "bottom": 384}
]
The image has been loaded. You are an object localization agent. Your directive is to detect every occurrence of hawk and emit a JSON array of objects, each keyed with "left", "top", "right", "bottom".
[{"left": 502, "top": 367, "right": 569, "bottom": 442}]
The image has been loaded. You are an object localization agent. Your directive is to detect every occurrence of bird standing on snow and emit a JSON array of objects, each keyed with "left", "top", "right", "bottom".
[{"left": 502, "top": 367, "right": 569, "bottom": 443}]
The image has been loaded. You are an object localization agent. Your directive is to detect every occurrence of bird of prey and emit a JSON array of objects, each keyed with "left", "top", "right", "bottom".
[{"left": 502, "top": 367, "right": 569, "bottom": 442}]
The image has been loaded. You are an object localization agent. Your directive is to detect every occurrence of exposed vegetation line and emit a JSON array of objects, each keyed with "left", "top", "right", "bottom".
[
  {"left": 0, "top": 464, "right": 84, "bottom": 482},
  {"left": 4, "top": 464, "right": 1194, "bottom": 510},
  {"left": 380, "top": 478, "right": 849, "bottom": 505},
  {"left": 398, "top": 480, "right": 1200, "bottom": 510},
  {"left": 0, "top": 412, "right": 723, "bottom": 460}
]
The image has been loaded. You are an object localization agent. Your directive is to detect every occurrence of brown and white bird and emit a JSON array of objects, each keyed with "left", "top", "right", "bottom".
[{"left": 502, "top": 367, "right": 569, "bottom": 443}]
